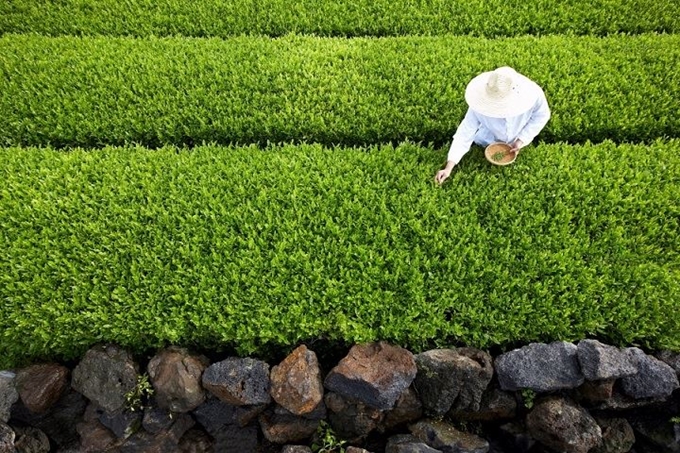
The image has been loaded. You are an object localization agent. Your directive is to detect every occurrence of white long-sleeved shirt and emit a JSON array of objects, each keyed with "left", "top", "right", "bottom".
[{"left": 447, "top": 90, "right": 551, "bottom": 164}]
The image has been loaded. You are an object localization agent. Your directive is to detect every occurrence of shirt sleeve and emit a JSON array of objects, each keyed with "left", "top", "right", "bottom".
[
  {"left": 447, "top": 108, "right": 481, "bottom": 164},
  {"left": 516, "top": 89, "right": 551, "bottom": 146}
]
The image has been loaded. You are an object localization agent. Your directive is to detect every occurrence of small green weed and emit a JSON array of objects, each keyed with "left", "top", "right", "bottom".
[
  {"left": 125, "top": 373, "right": 154, "bottom": 412},
  {"left": 312, "top": 421, "right": 347, "bottom": 453}
]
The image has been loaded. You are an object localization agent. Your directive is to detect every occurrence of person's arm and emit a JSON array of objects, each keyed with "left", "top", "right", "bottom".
[
  {"left": 515, "top": 90, "right": 551, "bottom": 148},
  {"left": 436, "top": 109, "right": 480, "bottom": 184}
]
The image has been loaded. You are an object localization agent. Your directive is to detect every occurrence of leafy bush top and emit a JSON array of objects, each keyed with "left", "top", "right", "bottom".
[{"left": 1, "top": 141, "right": 678, "bottom": 368}]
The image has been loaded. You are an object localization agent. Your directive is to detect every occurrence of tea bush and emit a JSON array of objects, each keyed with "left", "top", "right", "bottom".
[
  {"left": 1, "top": 34, "right": 678, "bottom": 150},
  {"left": 1, "top": 140, "right": 678, "bottom": 368},
  {"left": 1, "top": 0, "right": 677, "bottom": 38}
]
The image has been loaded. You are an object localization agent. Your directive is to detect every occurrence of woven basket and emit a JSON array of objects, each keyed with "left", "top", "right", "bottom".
[{"left": 484, "top": 142, "right": 516, "bottom": 166}]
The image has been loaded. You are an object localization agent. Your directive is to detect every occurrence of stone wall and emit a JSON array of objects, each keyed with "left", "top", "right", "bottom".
[{"left": 1, "top": 340, "right": 679, "bottom": 453}]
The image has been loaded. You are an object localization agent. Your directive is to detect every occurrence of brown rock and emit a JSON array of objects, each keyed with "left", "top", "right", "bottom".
[
  {"left": 147, "top": 347, "right": 208, "bottom": 413},
  {"left": 380, "top": 386, "right": 423, "bottom": 432},
  {"left": 259, "top": 406, "right": 320, "bottom": 444},
  {"left": 76, "top": 418, "right": 122, "bottom": 453},
  {"left": 526, "top": 397, "right": 602, "bottom": 453},
  {"left": 577, "top": 379, "right": 615, "bottom": 404},
  {"left": 346, "top": 448, "right": 372, "bottom": 453},
  {"left": 593, "top": 418, "right": 635, "bottom": 453},
  {"left": 16, "top": 364, "right": 69, "bottom": 415},
  {"left": 270, "top": 345, "right": 324, "bottom": 416},
  {"left": 324, "top": 342, "right": 417, "bottom": 410}
]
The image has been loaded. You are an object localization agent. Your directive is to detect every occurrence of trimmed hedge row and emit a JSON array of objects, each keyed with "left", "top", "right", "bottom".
[
  {"left": 1, "top": 0, "right": 678, "bottom": 38},
  {"left": 1, "top": 34, "right": 678, "bottom": 149},
  {"left": 1, "top": 141, "right": 679, "bottom": 368}
]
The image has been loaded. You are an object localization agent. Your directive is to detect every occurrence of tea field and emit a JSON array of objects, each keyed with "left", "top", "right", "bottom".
[{"left": 0, "top": 1, "right": 678, "bottom": 367}]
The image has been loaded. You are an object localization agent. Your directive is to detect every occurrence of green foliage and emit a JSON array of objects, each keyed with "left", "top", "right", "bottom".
[
  {"left": 0, "top": 34, "right": 679, "bottom": 149},
  {"left": 312, "top": 421, "right": 346, "bottom": 453},
  {"left": 125, "top": 373, "right": 154, "bottom": 412},
  {"left": 0, "top": 140, "right": 678, "bottom": 368},
  {"left": 1, "top": 0, "right": 677, "bottom": 38},
  {"left": 521, "top": 389, "right": 536, "bottom": 409}
]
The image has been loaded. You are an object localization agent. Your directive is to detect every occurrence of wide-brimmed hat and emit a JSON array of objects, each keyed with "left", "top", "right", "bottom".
[{"left": 464, "top": 67, "right": 541, "bottom": 118}]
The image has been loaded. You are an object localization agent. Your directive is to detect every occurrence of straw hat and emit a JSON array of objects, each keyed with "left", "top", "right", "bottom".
[{"left": 465, "top": 67, "right": 541, "bottom": 118}]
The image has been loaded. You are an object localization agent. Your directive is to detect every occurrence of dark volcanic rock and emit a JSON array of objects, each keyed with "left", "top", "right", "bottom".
[
  {"left": 409, "top": 419, "right": 489, "bottom": 453},
  {"left": 71, "top": 344, "right": 139, "bottom": 413},
  {"left": 414, "top": 348, "right": 493, "bottom": 416},
  {"left": 325, "top": 392, "right": 384, "bottom": 442},
  {"left": 202, "top": 357, "right": 271, "bottom": 406},
  {"left": 0, "top": 372, "right": 18, "bottom": 423},
  {"left": 577, "top": 340, "right": 637, "bottom": 381}
]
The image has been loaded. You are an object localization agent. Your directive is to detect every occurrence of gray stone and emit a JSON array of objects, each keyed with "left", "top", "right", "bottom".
[
  {"left": 10, "top": 389, "right": 87, "bottom": 448},
  {"left": 448, "top": 387, "right": 516, "bottom": 422},
  {"left": 0, "top": 372, "right": 18, "bottom": 423},
  {"left": 270, "top": 345, "right": 324, "bottom": 416},
  {"left": 202, "top": 357, "right": 271, "bottom": 406},
  {"left": 147, "top": 347, "right": 208, "bottom": 413},
  {"left": 577, "top": 340, "right": 637, "bottom": 381},
  {"left": 212, "top": 424, "right": 259, "bottom": 453},
  {"left": 192, "top": 396, "right": 266, "bottom": 435},
  {"left": 409, "top": 419, "right": 490, "bottom": 453},
  {"left": 0, "top": 422, "right": 15, "bottom": 453},
  {"left": 118, "top": 412, "right": 194, "bottom": 453},
  {"left": 526, "top": 397, "right": 602, "bottom": 453},
  {"left": 495, "top": 342, "right": 584, "bottom": 392},
  {"left": 281, "top": 446, "right": 313, "bottom": 453},
  {"left": 71, "top": 344, "right": 139, "bottom": 413},
  {"left": 497, "top": 421, "right": 535, "bottom": 453},
  {"left": 622, "top": 348, "right": 679, "bottom": 399},
  {"left": 11, "top": 425, "right": 50, "bottom": 453},
  {"left": 380, "top": 386, "right": 423, "bottom": 432},
  {"left": 142, "top": 402, "right": 175, "bottom": 434},
  {"left": 590, "top": 391, "right": 666, "bottom": 410},
  {"left": 632, "top": 419, "right": 680, "bottom": 453},
  {"left": 414, "top": 348, "right": 493, "bottom": 416},
  {"left": 98, "top": 407, "right": 142, "bottom": 439},
  {"left": 592, "top": 417, "right": 635, "bottom": 453},
  {"left": 325, "top": 392, "right": 384, "bottom": 442},
  {"left": 657, "top": 351, "right": 680, "bottom": 376},
  {"left": 386, "top": 435, "right": 442, "bottom": 453},
  {"left": 324, "top": 342, "right": 417, "bottom": 410},
  {"left": 259, "top": 405, "right": 320, "bottom": 444},
  {"left": 178, "top": 428, "right": 213, "bottom": 453}
]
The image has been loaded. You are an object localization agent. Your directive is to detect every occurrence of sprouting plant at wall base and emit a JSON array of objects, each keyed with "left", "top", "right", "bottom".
[
  {"left": 125, "top": 373, "right": 154, "bottom": 412},
  {"left": 312, "top": 421, "right": 347, "bottom": 453}
]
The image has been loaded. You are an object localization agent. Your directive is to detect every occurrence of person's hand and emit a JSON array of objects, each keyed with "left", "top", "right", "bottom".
[
  {"left": 435, "top": 167, "right": 453, "bottom": 185},
  {"left": 510, "top": 139, "right": 524, "bottom": 155}
]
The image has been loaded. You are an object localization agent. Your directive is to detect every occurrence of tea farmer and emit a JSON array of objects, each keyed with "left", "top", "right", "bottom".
[{"left": 435, "top": 66, "right": 551, "bottom": 184}]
